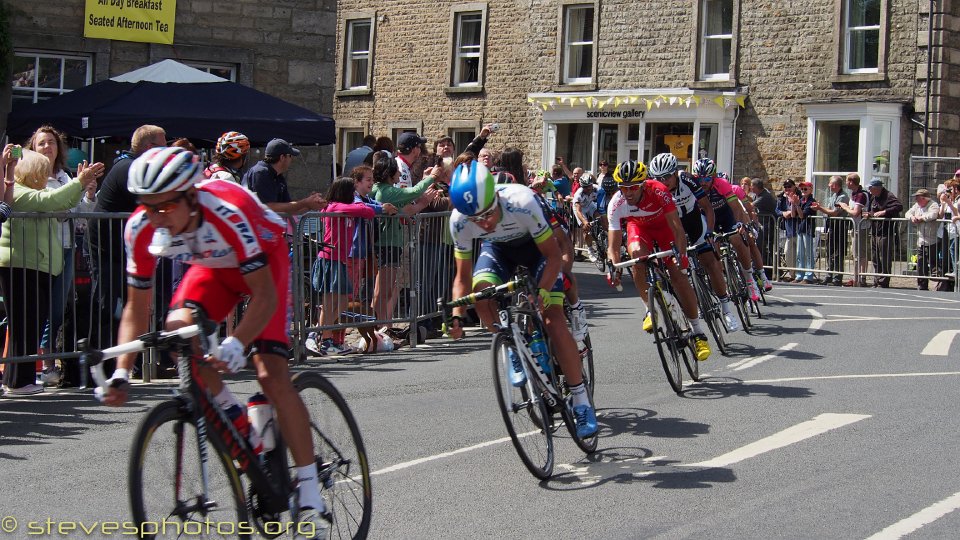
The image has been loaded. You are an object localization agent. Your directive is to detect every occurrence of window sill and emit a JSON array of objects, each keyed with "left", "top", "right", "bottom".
[
  {"left": 551, "top": 83, "right": 597, "bottom": 92},
  {"left": 335, "top": 88, "right": 373, "bottom": 98},
  {"left": 445, "top": 85, "right": 484, "bottom": 94},
  {"left": 830, "top": 73, "right": 886, "bottom": 84},
  {"left": 688, "top": 79, "right": 737, "bottom": 90}
]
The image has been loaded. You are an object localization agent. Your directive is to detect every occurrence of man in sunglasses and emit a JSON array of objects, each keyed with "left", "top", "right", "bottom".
[
  {"left": 606, "top": 160, "right": 712, "bottom": 362},
  {"left": 446, "top": 160, "right": 598, "bottom": 439},
  {"left": 99, "top": 147, "right": 334, "bottom": 534},
  {"left": 648, "top": 152, "right": 741, "bottom": 333},
  {"left": 692, "top": 158, "right": 762, "bottom": 301}
]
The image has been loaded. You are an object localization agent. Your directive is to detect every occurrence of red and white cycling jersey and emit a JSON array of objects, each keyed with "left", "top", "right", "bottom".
[
  {"left": 606, "top": 180, "right": 677, "bottom": 231},
  {"left": 125, "top": 179, "right": 287, "bottom": 288}
]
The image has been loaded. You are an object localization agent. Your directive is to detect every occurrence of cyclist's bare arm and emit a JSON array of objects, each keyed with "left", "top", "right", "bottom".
[
  {"left": 100, "top": 286, "right": 153, "bottom": 406},
  {"left": 666, "top": 211, "right": 688, "bottom": 255},
  {"left": 115, "top": 286, "right": 153, "bottom": 374},
  {"left": 727, "top": 196, "right": 750, "bottom": 225},
  {"left": 231, "top": 265, "right": 277, "bottom": 347},
  {"left": 534, "top": 234, "right": 565, "bottom": 297},
  {"left": 698, "top": 197, "right": 716, "bottom": 232},
  {"left": 449, "top": 256, "right": 474, "bottom": 339},
  {"left": 607, "top": 228, "right": 623, "bottom": 264}
]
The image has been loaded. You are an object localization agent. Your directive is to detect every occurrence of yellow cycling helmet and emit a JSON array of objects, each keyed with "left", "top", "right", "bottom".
[{"left": 613, "top": 160, "right": 648, "bottom": 186}]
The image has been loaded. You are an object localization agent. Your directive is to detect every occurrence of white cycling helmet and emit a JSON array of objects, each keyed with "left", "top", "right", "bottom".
[
  {"left": 578, "top": 173, "right": 595, "bottom": 187},
  {"left": 648, "top": 153, "right": 678, "bottom": 179},
  {"left": 128, "top": 147, "right": 202, "bottom": 195}
]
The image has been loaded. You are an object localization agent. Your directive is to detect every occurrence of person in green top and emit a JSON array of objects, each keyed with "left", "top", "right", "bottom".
[
  {"left": 0, "top": 148, "right": 98, "bottom": 396},
  {"left": 369, "top": 153, "right": 445, "bottom": 325}
]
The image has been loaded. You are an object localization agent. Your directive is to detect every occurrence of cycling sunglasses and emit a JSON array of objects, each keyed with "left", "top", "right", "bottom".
[
  {"left": 140, "top": 192, "right": 188, "bottom": 215},
  {"left": 468, "top": 196, "right": 500, "bottom": 223}
]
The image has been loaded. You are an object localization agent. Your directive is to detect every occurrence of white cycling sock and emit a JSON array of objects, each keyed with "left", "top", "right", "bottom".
[
  {"left": 297, "top": 463, "right": 326, "bottom": 512},
  {"left": 571, "top": 299, "right": 583, "bottom": 311},
  {"left": 569, "top": 383, "right": 590, "bottom": 407},
  {"left": 214, "top": 387, "right": 242, "bottom": 410},
  {"left": 689, "top": 317, "right": 705, "bottom": 335},
  {"left": 719, "top": 296, "right": 733, "bottom": 314}
]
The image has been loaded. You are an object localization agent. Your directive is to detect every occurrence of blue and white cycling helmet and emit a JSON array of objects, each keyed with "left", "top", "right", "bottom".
[
  {"left": 450, "top": 160, "right": 497, "bottom": 216},
  {"left": 692, "top": 158, "right": 717, "bottom": 179}
]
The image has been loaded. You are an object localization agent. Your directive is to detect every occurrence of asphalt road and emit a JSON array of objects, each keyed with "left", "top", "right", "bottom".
[{"left": 3, "top": 262, "right": 960, "bottom": 539}]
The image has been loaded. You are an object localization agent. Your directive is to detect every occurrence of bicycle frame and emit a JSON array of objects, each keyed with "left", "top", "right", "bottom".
[{"left": 80, "top": 313, "right": 291, "bottom": 517}]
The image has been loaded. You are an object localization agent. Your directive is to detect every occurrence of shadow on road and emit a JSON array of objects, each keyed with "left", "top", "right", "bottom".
[
  {"left": 540, "top": 444, "right": 737, "bottom": 491},
  {"left": 684, "top": 376, "right": 815, "bottom": 399}
]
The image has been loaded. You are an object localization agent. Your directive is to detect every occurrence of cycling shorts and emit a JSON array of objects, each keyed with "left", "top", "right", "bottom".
[
  {"left": 472, "top": 239, "right": 565, "bottom": 306},
  {"left": 171, "top": 244, "right": 290, "bottom": 356},
  {"left": 681, "top": 213, "right": 713, "bottom": 254},
  {"left": 625, "top": 217, "right": 676, "bottom": 253},
  {"left": 714, "top": 212, "right": 738, "bottom": 234}
]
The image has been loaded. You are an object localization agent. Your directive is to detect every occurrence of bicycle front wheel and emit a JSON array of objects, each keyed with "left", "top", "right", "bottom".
[
  {"left": 492, "top": 332, "right": 555, "bottom": 479},
  {"left": 649, "top": 286, "right": 684, "bottom": 394},
  {"left": 292, "top": 371, "right": 373, "bottom": 540},
  {"left": 724, "top": 256, "right": 752, "bottom": 330},
  {"left": 129, "top": 399, "right": 249, "bottom": 540}
]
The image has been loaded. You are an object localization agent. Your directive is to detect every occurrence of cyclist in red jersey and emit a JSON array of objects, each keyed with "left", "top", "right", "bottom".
[
  {"left": 606, "top": 160, "right": 711, "bottom": 361},
  {"left": 99, "top": 147, "right": 332, "bottom": 534}
]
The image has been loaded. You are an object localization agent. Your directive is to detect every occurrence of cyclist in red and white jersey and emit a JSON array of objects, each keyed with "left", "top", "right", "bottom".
[
  {"left": 203, "top": 130, "right": 249, "bottom": 183},
  {"left": 606, "top": 160, "right": 711, "bottom": 361},
  {"left": 100, "top": 147, "right": 332, "bottom": 534}
]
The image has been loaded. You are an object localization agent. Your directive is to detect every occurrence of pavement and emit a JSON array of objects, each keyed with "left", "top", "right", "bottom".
[{"left": 2, "top": 263, "right": 960, "bottom": 539}]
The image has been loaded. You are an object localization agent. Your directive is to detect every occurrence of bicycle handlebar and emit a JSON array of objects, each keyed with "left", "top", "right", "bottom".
[
  {"left": 80, "top": 307, "right": 220, "bottom": 400},
  {"left": 446, "top": 276, "right": 527, "bottom": 308},
  {"left": 612, "top": 248, "right": 676, "bottom": 269}
]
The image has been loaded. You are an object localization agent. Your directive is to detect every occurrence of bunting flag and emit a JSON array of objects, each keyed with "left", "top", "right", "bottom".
[{"left": 526, "top": 92, "right": 746, "bottom": 110}]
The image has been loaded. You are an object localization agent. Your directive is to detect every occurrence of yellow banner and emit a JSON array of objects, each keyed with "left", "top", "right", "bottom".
[{"left": 84, "top": 0, "right": 176, "bottom": 45}]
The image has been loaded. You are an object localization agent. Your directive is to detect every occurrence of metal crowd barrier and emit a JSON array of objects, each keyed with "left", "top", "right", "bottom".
[{"left": 764, "top": 213, "right": 959, "bottom": 291}]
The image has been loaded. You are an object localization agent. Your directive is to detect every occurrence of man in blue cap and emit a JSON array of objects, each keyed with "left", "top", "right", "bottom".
[{"left": 242, "top": 138, "right": 325, "bottom": 214}]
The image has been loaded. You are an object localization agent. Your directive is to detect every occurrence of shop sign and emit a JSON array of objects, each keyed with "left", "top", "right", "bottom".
[
  {"left": 84, "top": 0, "right": 176, "bottom": 45},
  {"left": 585, "top": 109, "right": 645, "bottom": 119}
]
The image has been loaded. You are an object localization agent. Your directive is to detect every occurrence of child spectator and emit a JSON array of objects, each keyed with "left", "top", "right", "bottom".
[{"left": 308, "top": 177, "right": 375, "bottom": 356}]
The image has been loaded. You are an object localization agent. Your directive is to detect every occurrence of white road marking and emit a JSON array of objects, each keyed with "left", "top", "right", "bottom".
[
  {"left": 681, "top": 413, "right": 871, "bottom": 468},
  {"left": 764, "top": 294, "right": 794, "bottom": 304},
  {"left": 807, "top": 308, "right": 825, "bottom": 333},
  {"left": 921, "top": 330, "right": 960, "bottom": 356},
  {"left": 725, "top": 343, "right": 798, "bottom": 371},
  {"left": 556, "top": 463, "right": 603, "bottom": 485},
  {"left": 798, "top": 303, "right": 960, "bottom": 312},
  {"left": 865, "top": 490, "right": 960, "bottom": 540},
  {"left": 744, "top": 371, "right": 960, "bottom": 384},
  {"left": 369, "top": 430, "right": 537, "bottom": 476}
]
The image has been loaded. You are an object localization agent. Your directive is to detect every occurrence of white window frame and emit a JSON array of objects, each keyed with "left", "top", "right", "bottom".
[
  {"left": 561, "top": 5, "right": 595, "bottom": 85},
  {"left": 805, "top": 102, "right": 901, "bottom": 195},
  {"left": 699, "top": 0, "right": 733, "bottom": 81},
  {"left": 11, "top": 51, "right": 92, "bottom": 104},
  {"left": 450, "top": 128, "right": 477, "bottom": 152},
  {"left": 184, "top": 61, "right": 237, "bottom": 81},
  {"left": 842, "top": 0, "right": 881, "bottom": 74},
  {"left": 452, "top": 11, "right": 484, "bottom": 87},
  {"left": 344, "top": 18, "right": 374, "bottom": 90},
  {"left": 340, "top": 128, "right": 365, "bottom": 167}
]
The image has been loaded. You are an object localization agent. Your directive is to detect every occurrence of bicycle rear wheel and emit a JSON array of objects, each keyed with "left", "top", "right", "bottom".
[
  {"left": 723, "top": 256, "right": 752, "bottom": 330},
  {"left": 592, "top": 224, "right": 608, "bottom": 272},
  {"left": 693, "top": 270, "right": 726, "bottom": 356},
  {"left": 491, "top": 332, "right": 554, "bottom": 479},
  {"left": 292, "top": 371, "right": 373, "bottom": 540},
  {"left": 649, "top": 286, "right": 684, "bottom": 394},
  {"left": 129, "top": 399, "right": 249, "bottom": 540}
]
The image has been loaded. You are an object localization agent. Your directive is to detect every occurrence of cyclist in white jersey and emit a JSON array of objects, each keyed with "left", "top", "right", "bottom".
[
  {"left": 447, "top": 161, "right": 598, "bottom": 438},
  {"left": 648, "top": 153, "right": 741, "bottom": 332}
]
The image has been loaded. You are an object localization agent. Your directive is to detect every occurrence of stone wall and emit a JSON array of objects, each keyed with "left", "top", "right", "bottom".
[
  {"left": 335, "top": 0, "right": 959, "bottom": 196},
  {"left": 3, "top": 0, "right": 337, "bottom": 196}
]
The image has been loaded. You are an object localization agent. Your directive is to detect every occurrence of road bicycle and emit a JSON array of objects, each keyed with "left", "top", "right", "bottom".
[
  {"left": 714, "top": 227, "right": 757, "bottom": 330},
  {"left": 441, "top": 269, "right": 597, "bottom": 480},
  {"left": 614, "top": 245, "right": 699, "bottom": 394},
  {"left": 80, "top": 307, "right": 372, "bottom": 539},
  {"left": 685, "top": 242, "right": 727, "bottom": 356},
  {"left": 589, "top": 218, "right": 608, "bottom": 272}
]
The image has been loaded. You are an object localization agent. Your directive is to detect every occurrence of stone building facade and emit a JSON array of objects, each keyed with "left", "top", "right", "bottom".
[
  {"left": 334, "top": 0, "right": 960, "bottom": 199},
  {"left": 2, "top": 0, "right": 337, "bottom": 194}
]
